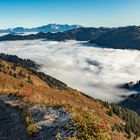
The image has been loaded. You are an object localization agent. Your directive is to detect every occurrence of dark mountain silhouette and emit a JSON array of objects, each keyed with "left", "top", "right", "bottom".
[
  {"left": 119, "top": 81, "right": 140, "bottom": 115},
  {"left": 90, "top": 26, "right": 140, "bottom": 50},
  {"left": 119, "top": 80, "right": 140, "bottom": 92},
  {"left": 120, "top": 93, "right": 140, "bottom": 115},
  {"left": 2, "top": 26, "right": 140, "bottom": 50},
  {"left": 0, "top": 27, "right": 111, "bottom": 41}
]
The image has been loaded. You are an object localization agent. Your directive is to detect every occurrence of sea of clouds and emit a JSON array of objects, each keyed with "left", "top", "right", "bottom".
[
  {"left": 0, "top": 32, "right": 38, "bottom": 37},
  {"left": 0, "top": 40, "right": 140, "bottom": 102}
]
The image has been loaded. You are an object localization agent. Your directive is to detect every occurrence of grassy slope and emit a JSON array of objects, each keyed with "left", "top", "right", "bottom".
[{"left": 0, "top": 59, "right": 130, "bottom": 139}]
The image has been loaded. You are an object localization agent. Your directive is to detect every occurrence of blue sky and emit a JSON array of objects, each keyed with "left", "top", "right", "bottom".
[{"left": 0, "top": 0, "right": 140, "bottom": 28}]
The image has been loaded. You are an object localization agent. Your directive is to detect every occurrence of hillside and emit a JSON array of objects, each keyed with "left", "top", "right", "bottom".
[
  {"left": 119, "top": 81, "right": 140, "bottom": 115},
  {"left": 0, "top": 54, "right": 140, "bottom": 139},
  {"left": 90, "top": 26, "right": 140, "bottom": 50},
  {"left": 120, "top": 93, "right": 140, "bottom": 115}
]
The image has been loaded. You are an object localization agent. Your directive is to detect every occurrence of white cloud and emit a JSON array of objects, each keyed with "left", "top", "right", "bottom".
[
  {"left": 0, "top": 40, "right": 140, "bottom": 103},
  {"left": 0, "top": 32, "right": 38, "bottom": 37},
  {"left": 0, "top": 33, "right": 8, "bottom": 37}
]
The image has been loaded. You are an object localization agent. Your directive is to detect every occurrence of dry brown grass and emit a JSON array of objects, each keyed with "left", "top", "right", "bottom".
[{"left": 0, "top": 60, "right": 127, "bottom": 139}]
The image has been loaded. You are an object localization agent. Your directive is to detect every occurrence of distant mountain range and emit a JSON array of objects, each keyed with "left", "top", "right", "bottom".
[
  {"left": 0, "top": 24, "right": 81, "bottom": 33},
  {"left": 0, "top": 27, "right": 112, "bottom": 41},
  {"left": 1, "top": 25, "right": 140, "bottom": 50}
]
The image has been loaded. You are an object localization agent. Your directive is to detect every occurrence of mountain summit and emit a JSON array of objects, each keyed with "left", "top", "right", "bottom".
[{"left": 0, "top": 24, "right": 82, "bottom": 33}]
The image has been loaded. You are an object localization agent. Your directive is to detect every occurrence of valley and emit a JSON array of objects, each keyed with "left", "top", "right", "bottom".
[{"left": 0, "top": 40, "right": 140, "bottom": 102}]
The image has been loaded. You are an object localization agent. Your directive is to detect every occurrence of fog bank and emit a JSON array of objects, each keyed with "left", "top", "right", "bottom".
[{"left": 0, "top": 40, "right": 140, "bottom": 102}]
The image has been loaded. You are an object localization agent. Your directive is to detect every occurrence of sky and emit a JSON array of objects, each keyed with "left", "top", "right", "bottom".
[{"left": 0, "top": 0, "right": 140, "bottom": 28}]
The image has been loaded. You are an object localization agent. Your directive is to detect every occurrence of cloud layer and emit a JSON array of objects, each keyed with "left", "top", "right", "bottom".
[{"left": 0, "top": 40, "right": 140, "bottom": 102}]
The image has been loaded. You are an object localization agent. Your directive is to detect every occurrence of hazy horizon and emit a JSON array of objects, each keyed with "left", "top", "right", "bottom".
[{"left": 0, "top": 23, "right": 139, "bottom": 30}]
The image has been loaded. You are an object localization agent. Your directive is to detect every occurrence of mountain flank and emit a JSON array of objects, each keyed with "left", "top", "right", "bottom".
[
  {"left": 119, "top": 81, "right": 140, "bottom": 115},
  {"left": 0, "top": 54, "right": 140, "bottom": 139},
  {"left": 90, "top": 26, "right": 140, "bottom": 50}
]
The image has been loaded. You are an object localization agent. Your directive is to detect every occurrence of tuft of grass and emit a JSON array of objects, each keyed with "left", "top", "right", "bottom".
[
  {"left": 27, "top": 123, "right": 40, "bottom": 135},
  {"left": 25, "top": 116, "right": 33, "bottom": 126},
  {"left": 20, "top": 107, "right": 40, "bottom": 135}
]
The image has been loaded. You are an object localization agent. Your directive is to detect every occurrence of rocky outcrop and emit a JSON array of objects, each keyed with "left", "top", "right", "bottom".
[
  {"left": 0, "top": 94, "right": 76, "bottom": 140},
  {"left": 30, "top": 106, "right": 76, "bottom": 140}
]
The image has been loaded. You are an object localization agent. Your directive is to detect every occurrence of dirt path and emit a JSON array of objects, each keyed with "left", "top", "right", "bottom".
[
  {"left": 0, "top": 94, "right": 76, "bottom": 140},
  {"left": 0, "top": 99, "right": 31, "bottom": 140}
]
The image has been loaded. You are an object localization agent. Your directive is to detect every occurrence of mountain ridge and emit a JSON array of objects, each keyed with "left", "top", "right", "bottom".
[
  {"left": 1, "top": 25, "right": 140, "bottom": 50},
  {"left": 0, "top": 27, "right": 112, "bottom": 41},
  {"left": 90, "top": 26, "right": 140, "bottom": 50},
  {"left": 0, "top": 24, "right": 81, "bottom": 33}
]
